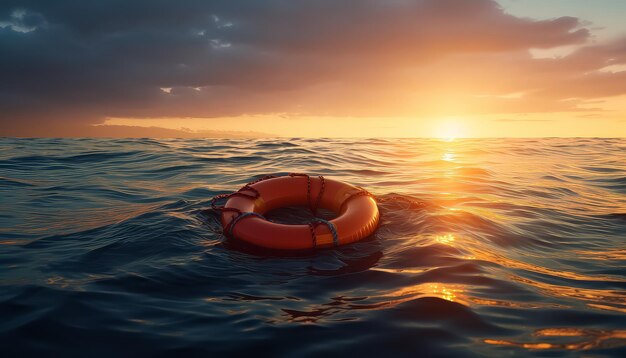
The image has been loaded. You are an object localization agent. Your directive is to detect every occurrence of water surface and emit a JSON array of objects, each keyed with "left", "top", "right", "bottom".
[{"left": 1, "top": 138, "right": 625, "bottom": 357}]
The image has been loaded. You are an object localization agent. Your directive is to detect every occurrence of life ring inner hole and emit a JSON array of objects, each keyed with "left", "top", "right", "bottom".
[{"left": 264, "top": 205, "right": 336, "bottom": 225}]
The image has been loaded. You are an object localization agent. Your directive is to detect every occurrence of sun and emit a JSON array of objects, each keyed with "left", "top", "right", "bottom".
[{"left": 433, "top": 118, "right": 467, "bottom": 140}]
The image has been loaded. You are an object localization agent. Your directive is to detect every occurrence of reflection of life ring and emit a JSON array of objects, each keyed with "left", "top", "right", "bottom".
[{"left": 216, "top": 174, "right": 379, "bottom": 250}]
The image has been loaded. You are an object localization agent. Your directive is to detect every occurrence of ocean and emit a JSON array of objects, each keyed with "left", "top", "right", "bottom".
[{"left": 0, "top": 137, "right": 625, "bottom": 357}]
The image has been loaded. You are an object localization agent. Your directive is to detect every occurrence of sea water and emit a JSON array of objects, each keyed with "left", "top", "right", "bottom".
[{"left": 0, "top": 138, "right": 624, "bottom": 357}]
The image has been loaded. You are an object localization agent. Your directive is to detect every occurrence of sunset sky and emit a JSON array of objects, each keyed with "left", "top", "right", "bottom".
[{"left": 1, "top": 0, "right": 625, "bottom": 138}]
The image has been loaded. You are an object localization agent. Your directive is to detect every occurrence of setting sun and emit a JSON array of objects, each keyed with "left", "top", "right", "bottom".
[{"left": 433, "top": 118, "right": 467, "bottom": 140}]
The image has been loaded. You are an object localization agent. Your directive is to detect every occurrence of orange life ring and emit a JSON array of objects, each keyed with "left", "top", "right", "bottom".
[{"left": 219, "top": 175, "right": 379, "bottom": 250}]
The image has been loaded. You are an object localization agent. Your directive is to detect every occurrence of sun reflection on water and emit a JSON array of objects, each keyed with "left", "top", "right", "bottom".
[
  {"left": 485, "top": 328, "right": 626, "bottom": 351},
  {"left": 435, "top": 234, "right": 455, "bottom": 245},
  {"left": 382, "top": 282, "right": 467, "bottom": 305},
  {"left": 441, "top": 152, "right": 455, "bottom": 162},
  {"left": 429, "top": 283, "right": 458, "bottom": 302}
]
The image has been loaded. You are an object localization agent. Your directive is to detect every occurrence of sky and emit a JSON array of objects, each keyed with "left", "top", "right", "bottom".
[{"left": 1, "top": 0, "right": 625, "bottom": 138}]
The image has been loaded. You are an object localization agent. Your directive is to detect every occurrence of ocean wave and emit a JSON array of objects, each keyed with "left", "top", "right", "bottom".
[{"left": 1, "top": 138, "right": 625, "bottom": 357}]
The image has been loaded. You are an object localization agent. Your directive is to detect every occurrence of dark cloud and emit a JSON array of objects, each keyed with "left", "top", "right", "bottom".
[{"left": 0, "top": 0, "right": 622, "bottom": 135}]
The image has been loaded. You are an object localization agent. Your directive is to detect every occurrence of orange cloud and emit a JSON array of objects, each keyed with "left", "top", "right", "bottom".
[{"left": 0, "top": 0, "right": 624, "bottom": 136}]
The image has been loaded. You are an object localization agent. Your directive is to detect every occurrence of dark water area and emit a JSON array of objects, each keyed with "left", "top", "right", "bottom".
[{"left": 0, "top": 137, "right": 625, "bottom": 357}]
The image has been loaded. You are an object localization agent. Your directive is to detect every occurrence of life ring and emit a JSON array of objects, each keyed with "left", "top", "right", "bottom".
[{"left": 216, "top": 174, "right": 379, "bottom": 250}]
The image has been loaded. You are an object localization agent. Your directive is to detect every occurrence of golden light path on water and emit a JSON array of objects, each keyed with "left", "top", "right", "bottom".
[{"left": 369, "top": 138, "right": 626, "bottom": 352}]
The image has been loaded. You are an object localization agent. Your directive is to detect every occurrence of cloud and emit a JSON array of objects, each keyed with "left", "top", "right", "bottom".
[{"left": 0, "top": 0, "right": 624, "bottom": 136}]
